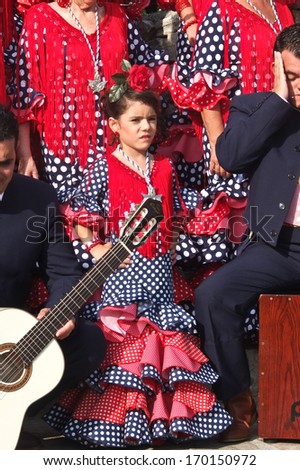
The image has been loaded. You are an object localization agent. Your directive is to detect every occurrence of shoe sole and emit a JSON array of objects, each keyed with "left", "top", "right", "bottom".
[{"left": 219, "top": 411, "right": 258, "bottom": 443}]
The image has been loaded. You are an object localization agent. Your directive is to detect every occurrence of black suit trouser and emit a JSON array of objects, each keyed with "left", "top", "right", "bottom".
[{"left": 195, "top": 227, "right": 300, "bottom": 401}]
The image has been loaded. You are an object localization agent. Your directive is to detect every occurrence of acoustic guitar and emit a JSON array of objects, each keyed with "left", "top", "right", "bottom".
[{"left": 0, "top": 196, "right": 163, "bottom": 449}]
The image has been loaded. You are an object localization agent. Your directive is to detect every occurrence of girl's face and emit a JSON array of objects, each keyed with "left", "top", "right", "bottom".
[{"left": 109, "top": 100, "right": 158, "bottom": 156}]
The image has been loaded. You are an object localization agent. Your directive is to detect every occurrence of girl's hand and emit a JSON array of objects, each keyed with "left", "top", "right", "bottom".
[
  {"left": 17, "top": 154, "right": 39, "bottom": 178},
  {"left": 89, "top": 241, "right": 132, "bottom": 269},
  {"left": 37, "top": 308, "right": 76, "bottom": 339},
  {"left": 16, "top": 122, "right": 39, "bottom": 178}
]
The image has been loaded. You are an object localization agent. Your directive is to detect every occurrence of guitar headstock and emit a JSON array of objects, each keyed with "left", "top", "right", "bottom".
[{"left": 120, "top": 196, "right": 164, "bottom": 250}]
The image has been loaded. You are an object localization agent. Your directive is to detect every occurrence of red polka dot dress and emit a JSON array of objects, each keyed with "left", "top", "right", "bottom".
[{"left": 44, "top": 151, "right": 233, "bottom": 447}]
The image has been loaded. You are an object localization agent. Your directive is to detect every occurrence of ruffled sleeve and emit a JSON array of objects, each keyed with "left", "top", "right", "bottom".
[
  {"left": 164, "top": 0, "right": 239, "bottom": 112},
  {"left": 70, "top": 157, "right": 109, "bottom": 218}
]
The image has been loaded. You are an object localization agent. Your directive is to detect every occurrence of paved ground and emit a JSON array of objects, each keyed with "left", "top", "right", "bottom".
[
  {"left": 20, "top": 414, "right": 300, "bottom": 450},
  {"left": 20, "top": 418, "right": 300, "bottom": 451}
]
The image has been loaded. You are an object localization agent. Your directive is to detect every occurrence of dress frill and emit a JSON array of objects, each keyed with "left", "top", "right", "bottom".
[
  {"left": 164, "top": 61, "right": 235, "bottom": 114},
  {"left": 44, "top": 317, "right": 232, "bottom": 447}
]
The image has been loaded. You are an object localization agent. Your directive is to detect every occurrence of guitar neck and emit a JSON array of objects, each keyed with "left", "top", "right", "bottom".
[{"left": 15, "top": 242, "right": 131, "bottom": 366}]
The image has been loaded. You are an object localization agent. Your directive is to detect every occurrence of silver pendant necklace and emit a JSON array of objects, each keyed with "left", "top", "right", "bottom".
[
  {"left": 67, "top": 5, "right": 107, "bottom": 93},
  {"left": 245, "top": 0, "right": 282, "bottom": 34},
  {"left": 118, "top": 145, "right": 156, "bottom": 197}
]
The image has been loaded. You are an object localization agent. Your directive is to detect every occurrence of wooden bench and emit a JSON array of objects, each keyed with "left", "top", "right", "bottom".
[{"left": 258, "top": 294, "right": 300, "bottom": 440}]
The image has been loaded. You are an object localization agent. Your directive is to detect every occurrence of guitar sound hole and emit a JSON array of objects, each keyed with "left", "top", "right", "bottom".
[{"left": 0, "top": 345, "right": 26, "bottom": 385}]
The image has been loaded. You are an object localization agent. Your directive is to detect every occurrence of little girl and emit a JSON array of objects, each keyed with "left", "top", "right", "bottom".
[{"left": 45, "top": 64, "right": 232, "bottom": 447}]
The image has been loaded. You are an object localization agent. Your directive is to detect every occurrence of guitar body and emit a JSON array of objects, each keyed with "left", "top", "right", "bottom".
[{"left": 0, "top": 308, "right": 64, "bottom": 450}]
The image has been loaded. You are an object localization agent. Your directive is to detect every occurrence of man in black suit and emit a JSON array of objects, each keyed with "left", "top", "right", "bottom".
[
  {"left": 195, "top": 24, "right": 300, "bottom": 443},
  {"left": 0, "top": 104, "right": 106, "bottom": 445}
]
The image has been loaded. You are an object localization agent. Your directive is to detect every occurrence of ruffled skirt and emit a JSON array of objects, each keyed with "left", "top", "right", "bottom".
[{"left": 45, "top": 319, "right": 232, "bottom": 447}]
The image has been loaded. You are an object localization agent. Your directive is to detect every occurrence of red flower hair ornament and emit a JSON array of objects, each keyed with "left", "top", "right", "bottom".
[{"left": 109, "top": 60, "right": 152, "bottom": 103}]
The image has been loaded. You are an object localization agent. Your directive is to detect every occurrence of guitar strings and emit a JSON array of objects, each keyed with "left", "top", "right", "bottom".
[
  {"left": 0, "top": 208, "right": 162, "bottom": 388},
  {"left": 0, "top": 233, "right": 137, "bottom": 386}
]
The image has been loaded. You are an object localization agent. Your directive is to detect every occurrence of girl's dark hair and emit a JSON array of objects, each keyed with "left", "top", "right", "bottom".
[
  {"left": 101, "top": 87, "right": 167, "bottom": 144},
  {"left": 102, "top": 87, "right": 161, "bottom": 119},
  {"left": 274, "top": 24, "right": 300, "bottom": 58},
  {"left": 0, "top": 104, "right": 19, "bottom": 143}
]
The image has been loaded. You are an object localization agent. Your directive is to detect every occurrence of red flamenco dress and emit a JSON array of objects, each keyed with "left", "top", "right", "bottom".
[{"left": 44, "top": 151, "right": 232, "bottom": 447}]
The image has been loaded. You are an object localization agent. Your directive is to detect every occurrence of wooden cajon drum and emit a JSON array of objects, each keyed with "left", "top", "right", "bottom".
[{"left": 258, "top": 294, "right": 300, "bottom": 440}]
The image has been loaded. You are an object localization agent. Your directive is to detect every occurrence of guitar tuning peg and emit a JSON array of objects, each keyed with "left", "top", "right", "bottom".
[
  {"left": 127, "top": 203, "right": 141, "bottom": 220},
  {"left": 124, "top": 209, "right": 135, "bottom": 221}
]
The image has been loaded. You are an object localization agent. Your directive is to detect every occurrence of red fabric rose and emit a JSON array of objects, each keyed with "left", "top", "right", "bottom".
[{"left": 128, "top": 64, "right": 151, "bottom": 92}]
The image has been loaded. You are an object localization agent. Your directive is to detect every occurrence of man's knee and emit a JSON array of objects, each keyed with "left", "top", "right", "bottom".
[
  {"left": 60, "top": 318, "right": 106, "bottom": 382},
  {"left": 195, "top": 268, "right": 226, "bottom": 305}
]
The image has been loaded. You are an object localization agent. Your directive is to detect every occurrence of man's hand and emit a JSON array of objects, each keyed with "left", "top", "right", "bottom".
[
  {"left": 273, "top": 51, "right": 289, "bottom": 101},
  {"left": 90, "top": 241, "right": 132, "bottom": 269},
  {"left": 210, "top": 146, "right": 232, "bottom": 179},
  {"left": 185, "top": 23, "right": 197, "bottom": 47},
  {"left": 37, "top": 307, "right": 76, "bottom": 340}
]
